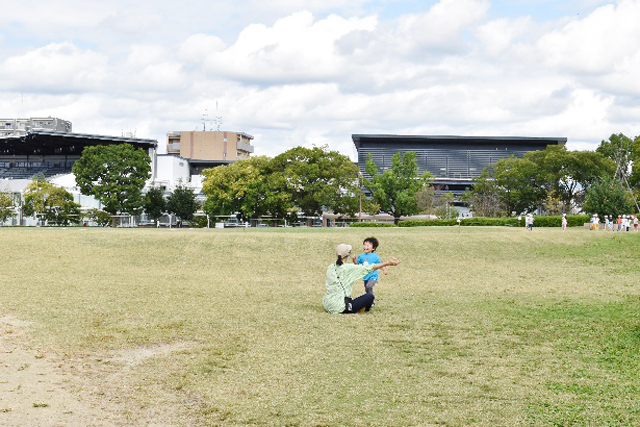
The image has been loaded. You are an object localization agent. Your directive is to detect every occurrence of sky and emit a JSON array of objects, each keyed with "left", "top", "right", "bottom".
[{"left": 1, "top": 0, "right": 639, "bottom": 160}]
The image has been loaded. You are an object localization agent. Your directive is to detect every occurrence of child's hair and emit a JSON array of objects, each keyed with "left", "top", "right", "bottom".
[
  {"left": 363, "top": 237, "right": 379, "bottom": 251},
  {"left": 336, "top": 256, "right": 344, "bottom": 266}
]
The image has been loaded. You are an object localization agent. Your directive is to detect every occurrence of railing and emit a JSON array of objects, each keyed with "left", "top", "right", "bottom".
[
  {"left": 167, "top": 143, "right": 181, "bottom": 153},
  {"left": 236, "top": 141, "right": 254, "bottom": 153}
]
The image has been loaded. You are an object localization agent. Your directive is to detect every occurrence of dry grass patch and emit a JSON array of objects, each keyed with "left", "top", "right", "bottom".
[{"left": 1, "top": 226, "right": 639, "bottom": 426}]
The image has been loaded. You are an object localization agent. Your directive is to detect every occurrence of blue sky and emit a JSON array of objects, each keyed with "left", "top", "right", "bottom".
[{"left": 0, "top": 0, "right": 637, "bottom": 158}]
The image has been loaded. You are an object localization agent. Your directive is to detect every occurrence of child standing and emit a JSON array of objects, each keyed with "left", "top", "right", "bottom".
[
  {"left": 562, "top": 213, "right": 567, "bottom": 231},
  {"left": 353, "top": 237, "right": 387, "bottom": 297}
]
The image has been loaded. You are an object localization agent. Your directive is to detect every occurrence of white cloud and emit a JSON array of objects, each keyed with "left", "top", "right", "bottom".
[
  {"left": 204, "top": 11, "right": 377, "bottom": 84},
  {"left": 475, "top": 16, "right": 534, "bottom": 57},
  {"left": 2, "top": 0, "right": 640, "bottom": 159},
  {"left": 537, "top": 1, "right": 640, "bottom": 74},
  {"left": 179, "top": 34, "right": 226, "bottom": 62},
  {"left": 393, "top": 0, "right": 490, "bottom": 55},
  {"left": 0, "top": 43, "right": 108, "bottom": 92}
]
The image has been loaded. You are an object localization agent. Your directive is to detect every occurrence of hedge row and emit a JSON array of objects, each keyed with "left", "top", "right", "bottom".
[
  {"left": 397, "top": 214, "right": 590, "bottom": 228},
  {"left": 350, "top": 222, "right": 397, "bottom": 227}
]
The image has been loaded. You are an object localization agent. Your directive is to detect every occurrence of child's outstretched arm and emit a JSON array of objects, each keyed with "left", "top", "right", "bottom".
[{"left": 372, "top": 258, "right": 400, "bottom": 270}]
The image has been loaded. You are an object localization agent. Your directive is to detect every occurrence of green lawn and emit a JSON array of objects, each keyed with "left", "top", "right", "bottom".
[{"left": 1, "top": 226, "right": 639, "bottom": 426}]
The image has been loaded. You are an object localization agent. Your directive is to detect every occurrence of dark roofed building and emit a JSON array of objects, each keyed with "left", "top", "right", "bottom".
[
  {"left": 0, "top": 130, "right": 158, "bottom": 179},
  {"left": 352, "top": 134, "right": 566, "bottom": 197}
]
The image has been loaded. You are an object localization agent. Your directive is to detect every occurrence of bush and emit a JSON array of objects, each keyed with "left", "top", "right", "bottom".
[
  {"left": 399, "top": 218, "right": 459, "bottom": 227},
  {"left": 190, "top": 216, "right": 209, "bottom": 228},
  {"left": 350, "top": 222, "right": 397, "bottom": 227},
  {"left": 398, "top": 215, "right": 590, "bottom": 227},
  {"left": 532, "top": 214, "right": 589, "bottom": 227}
]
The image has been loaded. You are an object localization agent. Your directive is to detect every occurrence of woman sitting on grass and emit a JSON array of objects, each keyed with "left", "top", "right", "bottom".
[{"left": 323, "top": 243, "right": 400, "bottom": 314}]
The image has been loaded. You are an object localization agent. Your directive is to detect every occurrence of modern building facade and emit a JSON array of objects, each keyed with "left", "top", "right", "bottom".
[{"left": 352, "top": 134, "right": 567, "bottom": 196}]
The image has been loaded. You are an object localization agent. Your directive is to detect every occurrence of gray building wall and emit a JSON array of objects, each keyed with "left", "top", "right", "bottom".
[{"left": 352, "top": 134, "right": 567, "bottom": 196}]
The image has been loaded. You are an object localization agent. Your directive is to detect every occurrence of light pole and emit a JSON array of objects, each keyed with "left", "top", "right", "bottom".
[{"left": 359, "top": 172, "right": 363, "bottom": 222}]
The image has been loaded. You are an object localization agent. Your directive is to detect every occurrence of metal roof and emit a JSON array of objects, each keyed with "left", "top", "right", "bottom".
[
  {"left": 0, "top": 130, "right": 157, "bottom": 156},
  {"left": 352, "top": 134, "right": 567, "bottom": 149}
]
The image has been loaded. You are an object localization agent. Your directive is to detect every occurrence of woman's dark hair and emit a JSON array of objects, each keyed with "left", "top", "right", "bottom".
[
  {"left": 364, "top": 237, "right": 379, "bottom": 251},
  {"left": 336, "top": 256, "right": 344, "bottom": 266}
]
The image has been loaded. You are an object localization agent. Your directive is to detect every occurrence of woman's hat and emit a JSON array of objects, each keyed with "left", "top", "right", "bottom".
[{"left": 336, "top": 244, "right": 352, "bottom": 257}]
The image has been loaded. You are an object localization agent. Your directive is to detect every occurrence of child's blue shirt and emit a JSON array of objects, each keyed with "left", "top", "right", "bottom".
[{"left": 356, "top": 253, "right": 381, "bottom": 281}]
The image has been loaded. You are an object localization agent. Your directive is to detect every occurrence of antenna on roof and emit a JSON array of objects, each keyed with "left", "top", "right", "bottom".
[
  {"left": 202, "top": 109, "right": 208, "bottom": 131},
  {"left": 214, "top": 100, "right": 222, "bottom": 131}
]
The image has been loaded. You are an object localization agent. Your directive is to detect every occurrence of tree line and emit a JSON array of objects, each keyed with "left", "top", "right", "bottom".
[
  {"left": 1, "top": 133, "right": 638, "bottom": 226},
  {"left": 465, "top": 133, "right": 640, "bottom": 217}
]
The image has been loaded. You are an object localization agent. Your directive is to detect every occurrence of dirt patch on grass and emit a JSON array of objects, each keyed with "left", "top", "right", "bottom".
[{"left": 0, "top": 316, "right": 200, "bottom": 426}]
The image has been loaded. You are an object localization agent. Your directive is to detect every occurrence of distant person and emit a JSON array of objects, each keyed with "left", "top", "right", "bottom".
[
  {"left": 526, "top": 213, "right": 533, "bottom": 231},
  {"left": 634, "top": 215, "right": 639, "bottom": 232},
  {"left": 562, "top": 213, "right": 567, "bottom": 231},
  {"left": 323, "top": 244, "right": 400, "bottom": 314},
  {"left": 617, "top": 215, "right": 622, "bottom": 231}
]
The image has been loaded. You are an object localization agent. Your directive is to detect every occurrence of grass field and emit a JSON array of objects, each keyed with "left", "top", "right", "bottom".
[{"left": 1, "top": 226, "right": 640, "bottom": 426}]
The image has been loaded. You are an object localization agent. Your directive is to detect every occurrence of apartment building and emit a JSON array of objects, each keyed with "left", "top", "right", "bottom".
[{"left": 166, "top": 130, "right": 254, "bottom": 162}]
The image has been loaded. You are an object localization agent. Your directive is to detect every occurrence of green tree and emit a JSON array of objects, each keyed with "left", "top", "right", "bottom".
[
  {"left": 166, "top": 182, "right": 199, "bottom": 225},
  {"left": 526, "top": 145, "right": 615, "bottom": 210},
  {"left": 582, "top": 177, "right": 635, "bottom": 218},
  {"left": 72, "top": 144, "right": 151, "bottom": 217},
  {"left": 271, "top": 146, "right": 360, "bottom": 222},
  {"left": 463, "top": 169, "right": 505, "bottom": 217},
  {"left": 202, "top": 156, "right": 292, "bottom": 222},
  {"left": 434, "top": 191, "right": 458, "bottom": 219},
  {"left": 416, "top": 185, "right": 437, "bottom": 215},
  {"left": 364, "top": 151, "right": 431, "bottom": 224},
  {"left": 144, "top": 186, "right": 166, "bottom": 222},
  {"left": 597, "top": 133, "right": 640, "bottom": 210},
  {"left": 542, "top": 191, "right": 564, "bottom": 215},
  {"left": 22, "top": 176, "right": 81, "bottom": 225},
  {"left": 87, "top": 208, "right": 113, "bottom": 227},
  {"left": 492, "top": 157, "right": 547, "bottom": 215},
  {"left": 596, "top": 133, "right": 636, "bottom": 180},
  {"left": 628, "top": 135, "right": 640, "bottom": 190},
  {"left": 0, "top": 188, "right": 16, "bottom": 224}
]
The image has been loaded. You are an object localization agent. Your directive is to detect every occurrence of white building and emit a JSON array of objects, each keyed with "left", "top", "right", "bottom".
[{"left": 0, "top": 117, "right": 72, "bottom": 137}]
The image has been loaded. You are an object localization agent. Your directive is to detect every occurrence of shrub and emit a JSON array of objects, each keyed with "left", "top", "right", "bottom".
[
  {"left": 399, "top": 218, "right": 458, "bottom": 227},
  {"left": 398, "top": 215, "right": 590, "bottom": 227},
  {"left": 190, "top": 216, "right": 209, "bottom": 228},
  {"left": 532, "top": 215, "right": 589, "bottom": 227},
  {"left": 350, "top": 222, "right": 397, "bottom": 227}
]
